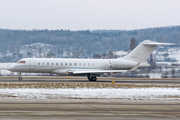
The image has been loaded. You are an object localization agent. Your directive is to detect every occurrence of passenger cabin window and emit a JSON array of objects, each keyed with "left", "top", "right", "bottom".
[
  {"left": 52, "top": 63, "right": 53, "bottom": 65},
  {"left": 70, "top": 63, "right": 71, "bottom": 66},
  {"left": 83, "top": 63, "right": 85, "bottom": 66},
  {"left": 18, "top": 61, "right": 26, "bottom": 64},
  {"left": 74, "top": 63, "right": 76, "bottom": 66},
  {"left": 61, "top": 63, "right": 63, "bottom": 65},
  {"left": 47, "top": 63, "right": 49, "bottom": 65},
  {"left": 56, "top": 63, "right": 58, "bottom": 65},
  {"left": 65, "top": 63, "right": 67, "bottom": 66},
  {"left": 79, "top": 63, "right": 81, "bottom": 66},
  {"left": 92, "top": 63, "right": 94, "bottom": 66},
  {"left": 88, "top": 63, "right": 90, "bottom": 66},
  {"left": 38, "top": 63, "right": 40, "bottom": 65}
]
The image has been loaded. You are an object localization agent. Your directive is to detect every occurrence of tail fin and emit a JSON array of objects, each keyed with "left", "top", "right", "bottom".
[{"left": 123, "top": 40, "right": 175, "bottom": 63}]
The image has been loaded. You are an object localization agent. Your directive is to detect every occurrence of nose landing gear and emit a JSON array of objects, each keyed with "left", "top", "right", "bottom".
[
  {"left": 18, "top": 72, "right": 22, "bottom": 81},
  {"left": 18, "top": 77, "right": 22, "bottom": 81}
]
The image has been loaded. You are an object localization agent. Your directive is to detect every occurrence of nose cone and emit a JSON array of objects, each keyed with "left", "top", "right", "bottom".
[{"left": 6, "top": 64, "right": 16, "bottom": 71}]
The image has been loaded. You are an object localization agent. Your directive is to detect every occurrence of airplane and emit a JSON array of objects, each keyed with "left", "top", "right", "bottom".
[{"left": 1, "top": 40, "right": 174, "bottom": 81}]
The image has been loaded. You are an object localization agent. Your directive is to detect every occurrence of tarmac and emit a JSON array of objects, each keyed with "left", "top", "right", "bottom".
[
  {"left": 0, "top": 77, "right": 180, "bottom": 119},
  {"left": 0, "top": 76, "right": 180, "bottom": 84},
  {"left": 0, "top": 99, "right": 180, "bottom": 120}
]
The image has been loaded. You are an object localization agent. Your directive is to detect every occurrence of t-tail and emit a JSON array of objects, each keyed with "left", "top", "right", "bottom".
[{"left": 123, "top": 40, "right": 175, "bottom": 63}]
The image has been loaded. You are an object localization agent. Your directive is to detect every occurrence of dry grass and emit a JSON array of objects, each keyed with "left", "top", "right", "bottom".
[{"left": 0, "top": 82, "right": 179, "bottom": 89}]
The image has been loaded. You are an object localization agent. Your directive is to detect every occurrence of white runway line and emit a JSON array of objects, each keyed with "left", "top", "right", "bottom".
[{"left": 0, "top": 88, "right": 180, "bottom": 100}]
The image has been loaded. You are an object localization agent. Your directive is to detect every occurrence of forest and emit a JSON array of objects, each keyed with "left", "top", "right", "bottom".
[{"left": 0, "top": 26, "right": 180, "bottom": 62}]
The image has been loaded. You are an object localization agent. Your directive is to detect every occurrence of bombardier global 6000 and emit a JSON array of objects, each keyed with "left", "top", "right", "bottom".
[{"left": 1, "top": 40, "right": 174, "bottom": 81}]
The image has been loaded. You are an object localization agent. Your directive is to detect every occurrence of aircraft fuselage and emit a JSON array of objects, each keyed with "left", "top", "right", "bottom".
[{"left": 7, "top": 58, "right": 149, "bottom": 75}]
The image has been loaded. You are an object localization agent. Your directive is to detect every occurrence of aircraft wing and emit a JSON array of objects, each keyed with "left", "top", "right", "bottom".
[
  {"left": 72, "top": 70, "right": 128, "bottom": 74},
  {"left": 52, "top": 69, "right": 128, "bottom": 75},
  {"left": 0, "top": 63, "right": 14, "bottom": 70}
]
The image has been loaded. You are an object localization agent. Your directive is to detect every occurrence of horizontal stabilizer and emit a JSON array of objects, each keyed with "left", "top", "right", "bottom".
[{"left": 143, "top": 42, "right": 176, "bottom": 46}]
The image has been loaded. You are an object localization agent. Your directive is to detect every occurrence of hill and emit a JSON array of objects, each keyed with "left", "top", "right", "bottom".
[{"left": 0, "top": 26, "right": 180, "bottom": 62}]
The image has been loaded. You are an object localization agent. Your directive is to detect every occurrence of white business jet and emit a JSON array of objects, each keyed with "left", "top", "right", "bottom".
[{"left": 4, "top": 40, "right": 174, "bottom": 81}]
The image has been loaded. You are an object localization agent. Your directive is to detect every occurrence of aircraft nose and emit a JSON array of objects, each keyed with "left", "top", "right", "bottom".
[{"left": 6, "top": 64, "right": 15, "bottom": 71}]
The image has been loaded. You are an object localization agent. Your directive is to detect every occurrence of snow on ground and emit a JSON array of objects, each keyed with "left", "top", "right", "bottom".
[
  {"left": 157, "top": 47, "right": 180, "bottom": 62},
  {"left": 0, "top": 88, "right": 179, "bottom": 100},
  {"left": 113, "top": 50, "right": 128, "bottom": 57},
  {"left": 169, "top": 49, "right": 180, "bottom": 62}
]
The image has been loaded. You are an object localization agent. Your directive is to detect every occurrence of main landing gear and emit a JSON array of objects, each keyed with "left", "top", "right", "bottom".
[
  {"left": 87, "top": 74, "right": 97, "bottom": 81},
  {"left": 18, "top": 72, "right": 22, "bottom": 81}
]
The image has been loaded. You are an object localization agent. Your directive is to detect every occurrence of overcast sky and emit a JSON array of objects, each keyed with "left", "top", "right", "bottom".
[{"left": 0, "top": 0, "right": 180, "bottom": 30}]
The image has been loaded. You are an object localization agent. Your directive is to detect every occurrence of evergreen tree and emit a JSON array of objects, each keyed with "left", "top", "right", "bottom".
[{"left": 129, "top": 37, "right": 137, "bottom": 52}]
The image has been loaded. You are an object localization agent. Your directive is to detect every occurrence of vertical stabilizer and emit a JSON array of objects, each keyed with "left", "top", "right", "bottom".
[{"left": 122, "top": 40, "right": 174, "bottom": 63}]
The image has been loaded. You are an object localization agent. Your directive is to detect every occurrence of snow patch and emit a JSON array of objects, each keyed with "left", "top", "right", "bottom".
[
  {"left": 0, "top": 88, "right": 179, "bottom": 100},
  {"left": 114, "top": 51, "right": 128, "bottom": 57}
]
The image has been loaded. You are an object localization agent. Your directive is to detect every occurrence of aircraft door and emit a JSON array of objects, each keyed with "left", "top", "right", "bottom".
[
  {"left": 29, "top": 59, "right": 35, "bottom": 72},
  {"left": 109, "top": 60, "right": 112, "bottom": 67}
]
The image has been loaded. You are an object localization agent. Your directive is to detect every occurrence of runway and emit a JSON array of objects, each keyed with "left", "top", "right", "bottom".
[
  {"left": 0, "top": 99, "right": 180, "bottom": 120},
  {"left": 0, "top": 77, "right": 180, "bottom": 119},
  {"left": 0, "top": 77, "right": 180, "bottom": 84}
]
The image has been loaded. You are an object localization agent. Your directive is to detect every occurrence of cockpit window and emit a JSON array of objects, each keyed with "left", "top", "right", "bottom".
[{"left": 17, "top": 61, "right": 26, "bottom": 64}]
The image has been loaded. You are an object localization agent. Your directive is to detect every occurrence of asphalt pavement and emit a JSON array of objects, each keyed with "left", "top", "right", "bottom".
[
  {"left": 0, "top": 99, "right": 180, "bottom": 120},
  {"left": 0, "top": 78, "right": 180, "bottom": 84}
]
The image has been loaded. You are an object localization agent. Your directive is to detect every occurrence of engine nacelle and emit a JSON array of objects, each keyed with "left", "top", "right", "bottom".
[{"left": 110, "top": 59, "right": 137, "bottom": 69}]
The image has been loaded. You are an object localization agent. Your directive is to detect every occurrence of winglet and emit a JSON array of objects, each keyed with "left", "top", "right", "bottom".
[{"left": 129, "top": 62, "right": 140, "bottom": 71}]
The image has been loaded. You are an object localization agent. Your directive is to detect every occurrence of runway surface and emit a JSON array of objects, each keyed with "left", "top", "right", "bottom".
[
  {"left": 0, "top": 77, "right": 180, "bottom": 120},
  {"left": 0, "top": 99, "right": 180, "bottom": 120},
  {"left": 0, "top": 78, "right": 180, "bottom": 84}
]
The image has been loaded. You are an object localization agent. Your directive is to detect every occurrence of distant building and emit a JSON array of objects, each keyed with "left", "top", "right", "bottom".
[
  {"left": 147, "top": 51, "right": 156, "bottom": 63},
  {"left": 149, "top": 73, "right": 162, "bottom": 78}
]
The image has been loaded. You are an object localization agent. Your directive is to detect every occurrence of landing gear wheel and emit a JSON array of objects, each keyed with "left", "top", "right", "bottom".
[
  {"left": 91, "top": 76, "right": 97, "bottom": 81},
  {"left": 18, "top": 72, "right": 22, "bottom": 81},
  {"left": 88, "top": 76, "right": 97, "bottom": 81},
  {"left": 18, "top": 77, "right": 22, "bottom": 81}
]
